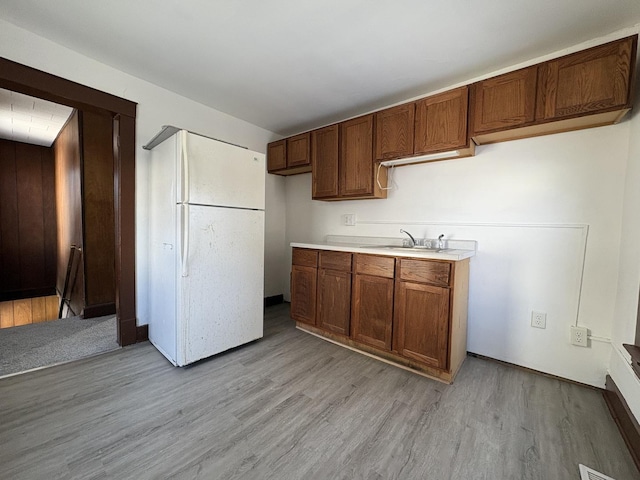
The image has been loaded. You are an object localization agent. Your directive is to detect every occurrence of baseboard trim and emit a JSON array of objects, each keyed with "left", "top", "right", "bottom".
[
  {"left": 136, "top": 324, "right": 149, "bottom": 342},
  {"left": 82, "top": 302, "right": 116, "bottom": 319},
  {"left": 264, "top": 294, "right": 284, "bottom": 307},
  {"left": 604, "top": 375, "right": 640, "bottom": 472},
  {"left": 467, "top": 352, "right": 601, "bottom": 390}
]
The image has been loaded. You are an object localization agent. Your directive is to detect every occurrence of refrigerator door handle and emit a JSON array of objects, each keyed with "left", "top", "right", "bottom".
[
  {"left": 181, "top": 204, "right": 190, "bottom": 277},
  {"left": 180, "top": 130, "right": 190, "bottom": 203}
]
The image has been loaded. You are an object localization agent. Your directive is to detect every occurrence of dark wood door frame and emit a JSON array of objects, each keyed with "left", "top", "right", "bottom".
[{"left": 0, "top": 57, "right": 138, "bottom": 346}]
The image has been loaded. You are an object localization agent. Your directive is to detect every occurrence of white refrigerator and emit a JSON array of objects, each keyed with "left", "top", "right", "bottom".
[{"left": 146, "top": 128, "right": 265, "bottom": 366}]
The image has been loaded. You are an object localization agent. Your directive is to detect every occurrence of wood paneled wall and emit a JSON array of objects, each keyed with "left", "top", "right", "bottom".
[
  {"left": 0, "top": 139, "right": 57, "bottom": 301},
  {"left": 53, "top": 109, "right": 116, "bottom": 319},
  {"left": 81, "top": 110, "right": 115, "bottom": 313},
  {"left": 54, "top": 110, "right": 85, "bottom": 317}
]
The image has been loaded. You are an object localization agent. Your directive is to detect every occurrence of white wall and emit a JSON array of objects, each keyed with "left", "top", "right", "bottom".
[
  {"left": 609, "top": 47, "right": 640, "bottom": 418},
  {"left": 280, "top": 27, "right": 640, "bottom": 389},
  {"left": 0, "top": 19, "right": 287, "bottom": 325},
  {"left": 284, "top": 123, "right": 630, "bottom": 387}
]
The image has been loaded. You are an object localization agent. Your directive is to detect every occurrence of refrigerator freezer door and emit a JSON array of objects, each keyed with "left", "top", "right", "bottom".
[
  {"left": 180, "top": 131, "right": 265, "bottom": 210},
  {"left": 176, "top": 204, "right": 265, "bottom": 365}
]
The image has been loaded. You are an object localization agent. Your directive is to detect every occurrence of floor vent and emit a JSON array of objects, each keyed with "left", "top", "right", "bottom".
[{"left": 579, "top": 464, "right": 616, "bottom": 480}]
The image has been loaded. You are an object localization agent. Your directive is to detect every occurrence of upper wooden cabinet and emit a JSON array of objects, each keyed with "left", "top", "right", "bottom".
[
  {"left": 471, "top": 35, "right": 637, "bottom": 144},
  {"left": 312, "top": 124, "right": 339, "bottom": 199},
  {"left": 415, "top": 86, "right": 474, "bottom": 156},
  {"left": 470, "top": 66, "right": 538, "bottom": 136},
  {"left": 267, "top": 139, "right": 286, "bottom": 172},
  {"left": 267, "top": 133, "right": 312, "bottom": 175},
  {"left": 536, "top": 36, "right": 635, "bottom": 121},
  {"left": 375, "top": 103, "right": 415, "bottom": 161},
  {"left": 339, "top": 114, "right": 387, "bottom": 199},
  {"left": 273, "top": 35, "right": 637, "bottom": 181},
  {"left": 311, "top": 119, "right": 388, "bottom": 200},
  {"left": 287, "top": 133, "right": 311, "bottom": 167}
]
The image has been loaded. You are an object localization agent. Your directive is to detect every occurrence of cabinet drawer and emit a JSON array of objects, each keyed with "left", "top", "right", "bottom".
[
  {"left": 292, "top": 248, "right": 318, "bottom": 267},
  {"left": 354, "top": 254, "right": 395, "bottom": 278},
  {"left": 319, "top": 251, "right": 352, "bottom": 272},
  {"left": 398, "top": 259, "right": 450, "bottom": 287}
]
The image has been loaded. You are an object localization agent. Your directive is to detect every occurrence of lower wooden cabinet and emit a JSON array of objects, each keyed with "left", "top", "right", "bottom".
[
  {"left": 290, "top": 248, "right": 318, "bottom": 325},
  {"left": 317, "top": 268, "right": 351, "bottom": 336},
  {"left": 394, "top": 281, "right": 450, "bottom": 369},
  {"left": 316, "top": 250, "right": 353, "bottom": 336},
  {"left": 351, "top": 273, "right": 394, "bottom": 350},
  {"left": 290, "top": 247, "right": 470, "bottom": 383},
  {"left": 291, "top": 265, "right": 317, "bottom": 325}
]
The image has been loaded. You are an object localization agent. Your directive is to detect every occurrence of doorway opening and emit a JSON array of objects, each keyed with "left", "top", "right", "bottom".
[
  {"left": 0, "top": 89, "right": 122, "bottom": 376},
  {"left": 0, "top": 57, "right": 138, "bottom": 363}
]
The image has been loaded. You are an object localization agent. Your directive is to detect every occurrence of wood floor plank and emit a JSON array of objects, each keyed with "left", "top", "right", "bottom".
[
  {"left": 0, "top": 301, "right": 14, "bottom": 328},
  {"left": 45, "top": 295, "right": 59, "bottom": 321},
  {"left": 12, "top": 298, "right": 32, "bottom": 326},
  {"left": 0, "top": 303, "right": 637, "bottom": 480},
  {"left": 31, "top": 296, "right": 47, "bottom": 323}
]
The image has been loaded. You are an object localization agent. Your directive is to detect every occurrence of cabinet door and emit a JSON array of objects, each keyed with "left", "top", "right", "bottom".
[
  {"left": 267, "top": 140, "right": 286, "bottom": 172},
  {"left": 317, "top": 269, "right": 351, "bottom": 336},
  {"left": 340, "top": 115, "right": 374, "bottom": 197},
  {"left": 351, "top": 274, "right": 394, "bottom": 350},
  {"left": 312, "top": 125, "right": 339, "bottom": 199},
  {"left": 536, "top": 36, "right": 635, "bottom": 121},
  {"left": 394, "top": 281, "right": 450, "bottom": 369},
  {"left": 287, "top": 133, "right": 311, "bottom": 167},
  {"left": 291, "top": 265, "right": 317, "bottom": 325},
  {"left": 415, "top": 87, "right": 468, "bottom": 155},
  {"left": 375, "top": 103, "right": 415, "bottom": 160},
  {"left": 470, "top": 66, "right": 538, "bottom": 134}
]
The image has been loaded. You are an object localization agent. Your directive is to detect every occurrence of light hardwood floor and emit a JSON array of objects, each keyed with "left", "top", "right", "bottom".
[{"left": 0, "top": 303, "right": 637, "bottom": 480}]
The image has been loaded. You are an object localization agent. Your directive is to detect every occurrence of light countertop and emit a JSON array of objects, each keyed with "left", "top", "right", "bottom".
[{"left": 291, "top": 235, "right": 476, "bottom": 261}]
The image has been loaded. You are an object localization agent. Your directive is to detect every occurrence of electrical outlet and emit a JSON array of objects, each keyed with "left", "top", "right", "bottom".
[
  {"left": 343, "top": 214, "right": 356, "bottom": 226},
  {"left": 571, "top": 326, "right": 588, "bottom": 347},
  {"left": 531, "top": 311, "right": 546, "bottom": 329}
]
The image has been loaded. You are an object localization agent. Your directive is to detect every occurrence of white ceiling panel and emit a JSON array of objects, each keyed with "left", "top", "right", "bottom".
[
  {"left": 0, "top": 89, "right": 73, "bottom": 147},
  {"left": 1, "top": 1, "right": 639, "bottom": 136}
]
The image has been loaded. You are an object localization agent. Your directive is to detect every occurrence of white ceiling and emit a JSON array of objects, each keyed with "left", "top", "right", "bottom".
[
  {"left": 0, "top": 88, "right": 73, "bottom": 147},
  {"left": 1, "top": 1, "right": 639, "bottom": 136}
]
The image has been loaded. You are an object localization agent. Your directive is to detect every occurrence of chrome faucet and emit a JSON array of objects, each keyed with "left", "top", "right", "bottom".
[
  {"left": 400, "top": 229, "right": 416, "bottom": 247},
  {"left": 438, "top": 234, "right": 445, "bottom": 250}
]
